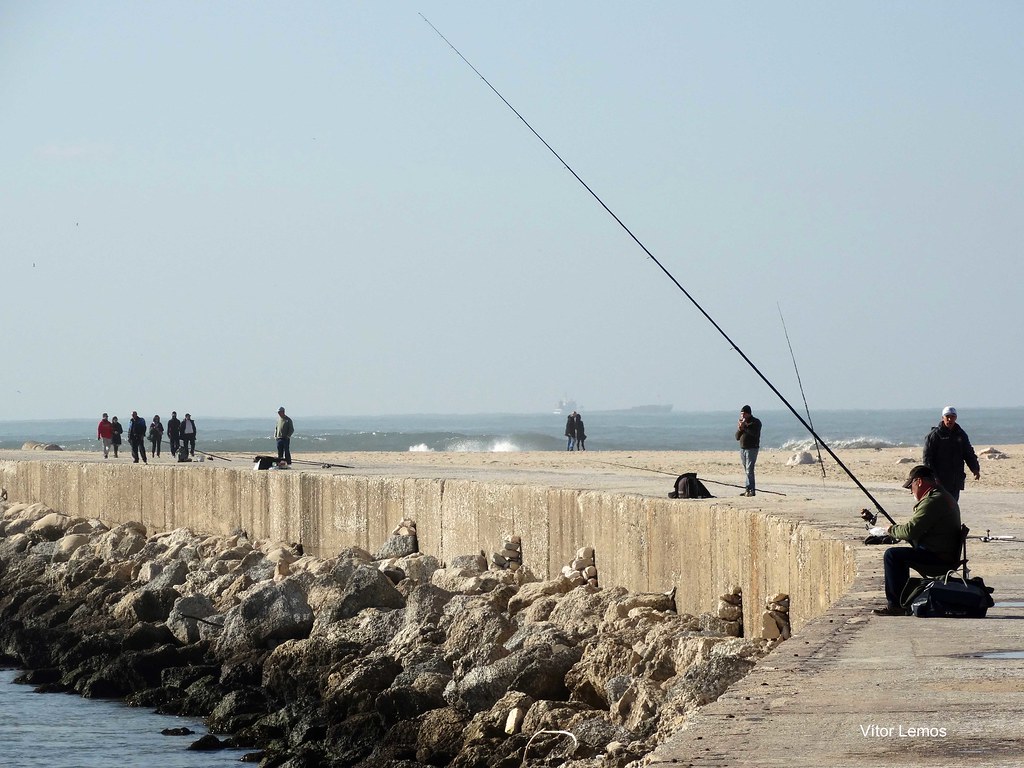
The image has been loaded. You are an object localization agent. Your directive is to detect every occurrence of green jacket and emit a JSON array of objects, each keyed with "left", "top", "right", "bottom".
[{"left": 890, "top": 486, "right": 962, "bottom": 562}]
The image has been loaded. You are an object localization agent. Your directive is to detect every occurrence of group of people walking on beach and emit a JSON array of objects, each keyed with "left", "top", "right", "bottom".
[{"left": 97, "top": 411, "right": 196, "bottom": 463}]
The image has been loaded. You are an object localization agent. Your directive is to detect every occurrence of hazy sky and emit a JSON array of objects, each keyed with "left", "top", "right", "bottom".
[{"left": 2, "top": 2, "right": 1021, "bottom": 421}]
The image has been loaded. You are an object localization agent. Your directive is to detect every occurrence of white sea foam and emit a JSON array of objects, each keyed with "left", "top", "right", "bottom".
[
  {"left": 446, "top": 439, "right": 522, "bottom": 452},
  {"left": 408, "top": 443, "right": 434, "bottom": 452},
  {"left": 780, "top": 436, "right": 907, "bottom": 451}
]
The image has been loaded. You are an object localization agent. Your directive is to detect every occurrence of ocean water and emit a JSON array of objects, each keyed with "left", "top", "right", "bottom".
[
  {"left": 1, "top": 407, "right": 1022, "bottom": 455},
  {"left": 0, "top": 668, "right": 245, "bottom": 767}
]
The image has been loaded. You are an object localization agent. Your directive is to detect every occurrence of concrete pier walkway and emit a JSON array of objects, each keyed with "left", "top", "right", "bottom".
[{"left": 648, "top": 485, "right": 1024, "bottom": 768}]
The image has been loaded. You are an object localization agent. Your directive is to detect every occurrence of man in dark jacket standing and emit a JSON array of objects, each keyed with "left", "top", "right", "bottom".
[
  {"left": 128, "top": 410, "right": 148, "bottom": 464},
  {"left": 735, "top": 405, "right": 762, "bottom": 496},
  {"left": 923, "top": 406, "right": 980, "bottom": 502},
  {"left": 166, "top": 411, "right": 181, "bottom": 457}
]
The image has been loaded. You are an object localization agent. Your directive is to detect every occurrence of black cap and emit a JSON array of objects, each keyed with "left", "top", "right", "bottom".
[
  {"left": 902, "top": 465, "right": 934, "bottom": 489},
  {"left": 740, "top": 405, "right": 752, "bottom": 414}
]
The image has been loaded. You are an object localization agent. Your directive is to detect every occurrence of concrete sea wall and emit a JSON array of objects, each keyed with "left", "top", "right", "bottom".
[{"left": 0, "top": 460, "right": 856, "bottom": 634}]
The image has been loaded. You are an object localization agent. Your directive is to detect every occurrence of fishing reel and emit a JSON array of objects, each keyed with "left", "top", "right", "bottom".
[{"left": 860, "top": 508, "right": 893, "bottom": 542}]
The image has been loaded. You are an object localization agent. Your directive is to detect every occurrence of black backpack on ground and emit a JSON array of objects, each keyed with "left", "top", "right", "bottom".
[{"left": 668, "top": 472, "right": 714, "bottom": 499}]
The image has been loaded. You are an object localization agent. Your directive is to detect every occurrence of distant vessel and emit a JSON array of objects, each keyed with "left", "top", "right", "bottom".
[
  {"left": 627, "top": 404, "right": 673, "bottom": 413},
  {"left": 597, "top": 404, "right": 673, "bottom": 414},
  {"left": 553, "top": 398, "right": 578, "bottom": 415}
]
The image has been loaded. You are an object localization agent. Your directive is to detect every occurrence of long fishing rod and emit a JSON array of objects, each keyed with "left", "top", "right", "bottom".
[
  {"left": 777, "top": 303, "right": 825, "bottom": 479},
  {"left": 592, "top": 458, "right": 787, "bottom": 497},
  {"left": 420, "top": 16, "right": 895, "bottom": 525}
]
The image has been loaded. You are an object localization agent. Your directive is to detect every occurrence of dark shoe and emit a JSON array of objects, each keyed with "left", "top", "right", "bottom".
[{"left": 872, "top": 605, "right": 909, "bottom": 616}]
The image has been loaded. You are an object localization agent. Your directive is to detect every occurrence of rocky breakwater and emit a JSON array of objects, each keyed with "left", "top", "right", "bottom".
[{"left": 0, "top": 498, "right": 782, "bottom": 767}]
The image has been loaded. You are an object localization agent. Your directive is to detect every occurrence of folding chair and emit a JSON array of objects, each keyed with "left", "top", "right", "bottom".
[{"left": 911, "top": 524, "right": 970, "bottom": 581}]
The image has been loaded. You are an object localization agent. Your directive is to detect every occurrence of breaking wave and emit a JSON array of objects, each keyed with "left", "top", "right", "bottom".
[{"left": 780, "top": 436, "right": 909, "bottom": 451}]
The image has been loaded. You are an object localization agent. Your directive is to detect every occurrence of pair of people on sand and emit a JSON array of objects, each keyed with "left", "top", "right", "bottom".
[{"left": 564, "top": 412, "right": 587, "bottom": 451}]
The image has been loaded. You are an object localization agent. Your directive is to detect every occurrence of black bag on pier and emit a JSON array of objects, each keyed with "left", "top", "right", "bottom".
[
  {"left": 253, "top": 455, "right": 277, "bottom": 470},
  {"left": 668, "top": 472, "right": 714, "bottom": 499},
  {"left": 908, "top": 574, "right": 995, "bottom": 618}
]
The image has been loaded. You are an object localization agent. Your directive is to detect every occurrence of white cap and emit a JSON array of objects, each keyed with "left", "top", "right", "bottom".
[{"left": 942, "top": 406, "right": 957, "bottom": 417}]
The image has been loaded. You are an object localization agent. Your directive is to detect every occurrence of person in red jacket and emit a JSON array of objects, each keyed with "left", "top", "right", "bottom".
[{"left": 97, "top": 413, "right": 114, "bottom": 459}]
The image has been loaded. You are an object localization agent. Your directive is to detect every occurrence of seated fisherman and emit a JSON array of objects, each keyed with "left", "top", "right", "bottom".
[{"left": 872, "top": 464, "right": 962, "bottom": 616}]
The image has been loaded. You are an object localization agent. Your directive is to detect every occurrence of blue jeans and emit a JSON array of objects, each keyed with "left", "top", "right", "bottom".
[
  {"left": 277, "top": 437, "right": 292, "bottom": 465},
  {"left": 741, "top": 447, "right": 758, "bottom": 493},
  {"left": 883, "top": 546, "right": 955, "bottom": 607}
]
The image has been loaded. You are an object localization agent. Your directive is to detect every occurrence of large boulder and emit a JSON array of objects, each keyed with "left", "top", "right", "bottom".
[
  {"left": 167, "top": 593, "right": 222, "bottom": 644},
  {"left": 215, "top": 578, "right": 314, "bottom": 654},
  {"left": 309, "top": 565, "right": 405, "bottom": 625},
  {"left": 393, "top": 553, "right": 442, "bottom": 584},
  {"left": 112, "top": 586, "right": 180, "bottom": 624},
  {"left": 415, "top": 706, "right": 470, "bottom": 766},
  {"left": 140, "top": 559, "right": 190, "bottom": 591},
  {"left": 2, "top": 503, "right": 58, "bottom": 536},
  {"left": 374, "top": 534, "right": 417, "bottom": 560},
  {"left": 507, "top": 577, "right": 573, "bottom": 616},
  {"left": 51, "top": 533, "right": 92, "bottom": 563},
  {"left": 546, "top": 584, "right": 627, "bottom": 641},
  {"left": 27, "top": 513, "right": 78, "bottom": 541},
  {"left": 444, "top": 643, "right": 580, "bottom": 714},
  {"left": 440, "top": 596, "right": 515, "bottom": 677},
  {"left": 94, "top": 522, "right": 148, "bottom": 561}
]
